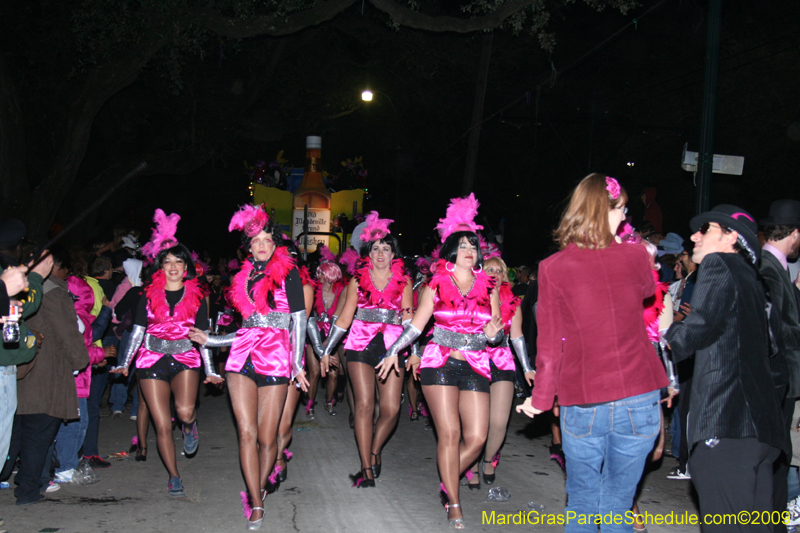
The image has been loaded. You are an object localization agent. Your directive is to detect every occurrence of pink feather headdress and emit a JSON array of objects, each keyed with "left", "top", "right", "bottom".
[
  {"left": 229, "top": 204, "right": 269, "bottom": 237},
  {"left": 479, "top": 235, "right": 501, "bottom": 260},
  {"left": 359, "top": 211, "right": 393, "bottom": 243},
  {"left": 435, "top": 193, "right": 484, "bottom": 243},
  {"left": 339, "top": 248, "right": 360, "bottom": 275},
  {"left": 141, "top": 209, "right": 181, "bottom": 259},
  {"left": 319, "top": 245, "right": 337, "bottom": 264}
]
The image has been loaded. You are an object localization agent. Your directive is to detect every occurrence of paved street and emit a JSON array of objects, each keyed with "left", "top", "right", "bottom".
[{"left": 2, "top": 388, "right": 701, "bottom": 532}]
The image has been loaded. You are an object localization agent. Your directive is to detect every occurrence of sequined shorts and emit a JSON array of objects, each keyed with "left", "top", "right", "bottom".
[
  {"left": 347, "top": 333, "right": 387, "bottom": 368},
  {"left": 490, "top": 360, "right": 515, "bottom": 384},
  {"left": 137, "top": 355, "right": 199, "bottom": 383},
  {"left": 420, "top": 357, "right": 490, "bottom": 393},
  {"left": 229, "top": 357, "right": 289, "bottom": 388}
]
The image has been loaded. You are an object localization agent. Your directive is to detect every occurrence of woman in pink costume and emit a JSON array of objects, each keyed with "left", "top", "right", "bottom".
[
  {"left": 113, "top": 209, "right": 222, "bottom": 498},
  {"left": 189, "top": 205, "right": 308, "bottom": 531},
  {"left": 384, "top": 194, "right": 503, "bottom": 529},
  {"left": 306, "top": 254, "right": 347, "bottom": 415},
  {"left": 319, "top": 212, "right": 413, "bottom": 487},
  {"left": 466, "top": 255, "right": 535, "bottom": 489},
  {"left": 275, "top": 241, "right": 316, "bottom": 486}
]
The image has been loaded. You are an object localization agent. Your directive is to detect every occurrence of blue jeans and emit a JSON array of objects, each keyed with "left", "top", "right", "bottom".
[
  {"left": 54, "top": 397, "right": 88, "bottom": 473},
  {"left": 110, "top": 330, "right": 130, "bottom": 413},
  {"left": 0, "top": 365, "right": 17, "bottom": 463},
  {"left": 83, "top": 369, "right": 108, "bottom": 457},
  {"left": 561, "top": 390, "right": 661, "bottom": 533}
]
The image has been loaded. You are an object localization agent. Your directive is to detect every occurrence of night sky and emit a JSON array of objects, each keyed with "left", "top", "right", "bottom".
[{"left": 3, "top": 0, "right": 799, "bottom": 265}]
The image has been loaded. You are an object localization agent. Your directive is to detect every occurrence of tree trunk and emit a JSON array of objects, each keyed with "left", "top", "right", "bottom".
[{"left": 462, "top": 32, "right": 493, "bottom": 196}]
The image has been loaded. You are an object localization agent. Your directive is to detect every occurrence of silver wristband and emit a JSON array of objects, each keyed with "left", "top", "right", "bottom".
[
  {"left": 322, "top": 325, "right": 348, "bottom": 357},
  {"left": 204, "top": 332, "right": 236, "bottom": 348},
  {"left": 411, "top": 341, "right": 422, "bottom": 358},
  {"left": 485, "top": 329, "right": 505, "bottom": 345},
  {"left": 307, "top": 317, "right": 325, "bottom": 358},
  {"left": 290, "top": 310, "right": 308, "bottom": 379},
  {"left": 385, "top": 323, "right": 422, "bottom": 359},
  {"left": 115, "top": 325, "right": 145, "bottom": 371},
  {"left": 510, "top": 336, "right": 534, "bottom": 374}
]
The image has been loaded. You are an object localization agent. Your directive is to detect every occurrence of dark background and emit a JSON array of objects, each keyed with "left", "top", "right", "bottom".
[{"left": 2, "top": 0, "right": 798, "bottom": 265}]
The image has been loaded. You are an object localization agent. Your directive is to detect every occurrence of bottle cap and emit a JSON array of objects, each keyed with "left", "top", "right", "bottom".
[{"left": 306, "top": 136, "right": 322, "bottom": 150}]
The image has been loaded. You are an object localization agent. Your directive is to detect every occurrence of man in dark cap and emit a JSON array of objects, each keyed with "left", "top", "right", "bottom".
[
  {"left": 665, "top": 205, "right": 788, "bottom": 531},
  {"left": 0, "top": 219, "right": 27, "bottom": 268},
  {"left": 759, "top": 199, "right": 800, "bottom": 529}
]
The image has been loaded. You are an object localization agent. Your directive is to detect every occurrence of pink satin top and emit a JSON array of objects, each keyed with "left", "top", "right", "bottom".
[
  {"left": 315, "top": 283, "right": 345, "bottom": 336},
  {"left": 420, "top": 285, "right": 494, "bottom": 379},
  {"left": 344, "top": 289, "right": 403, "bottom": 352},
  {"left": 225, "top": 284, "right": 292, "bottom": 378},
  {"left": 137, "top": 305, "right": 200, "bottom": 369}
]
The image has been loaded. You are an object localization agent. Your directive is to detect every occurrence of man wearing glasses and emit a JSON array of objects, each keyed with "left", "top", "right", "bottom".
[{"left": 665, "top": 204, "right": 788, "bottom": 532}]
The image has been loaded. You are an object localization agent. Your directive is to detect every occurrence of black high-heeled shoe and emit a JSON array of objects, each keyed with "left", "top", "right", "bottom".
[
  {"left": 371, "top": 453, "right": 381, "bottom": 478},
  {"left": 276, "top": 459, "right": 288, "bottom": 483},
  {"left": 482, "top": 460, "right": 495, "bottom": 485},
  {"left": 135, "top": 447, "right": 147, "bottom": 462},
  {"left": 351, "top": 468, "right": 375, "bottom": 488}
]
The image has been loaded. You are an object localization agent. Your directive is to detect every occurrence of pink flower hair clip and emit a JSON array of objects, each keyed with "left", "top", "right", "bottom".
[{"left": 605, "top": 176, "right": 621, "bottom": 200}]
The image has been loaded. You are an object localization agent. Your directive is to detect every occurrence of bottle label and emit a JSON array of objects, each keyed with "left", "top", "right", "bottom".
[
  {"left": 305, "top": 157, "right": 321, "bottom": 173},
  {"left": 292, "top": 208, "right": 330, "bottom": 252}
]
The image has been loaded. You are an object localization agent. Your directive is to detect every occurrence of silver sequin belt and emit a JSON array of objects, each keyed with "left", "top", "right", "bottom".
[
  {"left": 242, "top": 312, "right": 291, "bottom": 330},
  {"left": 144, "top": 335, "right": 194, "bottom": 355},
  {"left": 432, "top": 327, "right": 487, "bottom": 352},
  {"left": 355, "top": 307, "right": 402, "bottom": 325}
]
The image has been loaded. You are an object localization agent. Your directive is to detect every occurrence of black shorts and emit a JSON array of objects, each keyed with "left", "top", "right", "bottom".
[
  {"left": 420, "top": 357, "right": 490, "bottom": 393},
  {"left": 138, "top": 355, "right": 200, "bottom": 383},
  {"left": 229, "top": 357, "right": 289, "bottom": 388},
  {"left": 490, "top": 360, "right": 515, "bottom": 384},
  {"left": 346, "top": 333, "right": 386, "bottom": 367}
]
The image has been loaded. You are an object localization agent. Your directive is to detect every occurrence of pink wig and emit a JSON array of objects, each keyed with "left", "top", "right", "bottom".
[
  {"left": 229, "top": 204, "right": 269, "bottom": 237},
  {"left": 316, "top": 262, "right": 342, "bottom": 284},
  {"left": 435, "top": 193, "right": 484, "bottom": 243},
  {"left": 141, "top": 209, "right": 180, "bottom": 259}
]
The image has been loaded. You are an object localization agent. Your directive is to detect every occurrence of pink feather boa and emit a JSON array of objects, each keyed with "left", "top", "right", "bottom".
[
  {"left": 226, "top": 248, "right": 296, "bottom": 317},
  {"left": 298, "top": 265, "right": 314, "bottom": 288},
  {"left": 643, "top": 269, "right": 667, "bottom": 339},
  {"left": 339, "top": 249, "right": 360, "bottom": 275},
  {"left": 428, "top": 259, "right": 495, "bottom": 316},
  {"left": 498, "top": 282, "right": 520, "bottom": 329},
  {"left": 354, "top": 258, "right": 408, "bottom": 308},
  {"left": 145, "top": 271, "right": 204, "bottom": 323}
]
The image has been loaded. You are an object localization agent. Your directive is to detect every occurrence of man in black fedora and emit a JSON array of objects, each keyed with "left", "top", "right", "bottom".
[
  {"left": 759, "top": 199, "right": 800, "bottom": 530},
  {"left": 665, "top": 204, "right": 788, "bottom": 532}
]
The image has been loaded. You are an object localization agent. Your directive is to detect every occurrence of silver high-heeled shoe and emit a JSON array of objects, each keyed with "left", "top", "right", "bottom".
[
  {"left": 247, "top": 507, "right": 264, "bottom": 531},
  {"left": 446, "top": 503, "right": 465, "bottom": 529}
]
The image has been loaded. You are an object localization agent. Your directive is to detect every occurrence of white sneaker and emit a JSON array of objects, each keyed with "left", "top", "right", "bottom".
[
  {"left": 55, "top": 469, "right": 75, "bottom": 483},
  {"left": 45, "top": 481, "right": 61, "bottom": 492},
  {"left": 666, "top": 468, "right": 691, "bottom": 480},
  {"left": 786, "top": 497, "right": 800, "bottom": 526},
  {"left": 130, "top": 414, "right": 137, "bottom": 421}
]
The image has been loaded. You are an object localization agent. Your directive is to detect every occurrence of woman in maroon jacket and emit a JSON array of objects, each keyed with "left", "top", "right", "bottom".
[{"left": 517, "top": 173, "right": 668, "bottom": 533}]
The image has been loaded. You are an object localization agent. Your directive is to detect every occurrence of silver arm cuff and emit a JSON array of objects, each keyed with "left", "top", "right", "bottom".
[
  {"left": 116, "top": 324, "right": 145, "bottom": 371},
  {"left": 485, "top": 329, "right": 505, "bottom": 345},
  {"left": 322, "top": 325, "right": 348, "bottom": 357},
  {"left": 659, "top": 341, "right": 679, "bottom": 389},
  {"left": 204, "top": 332, "right": 236, "bottom": 348},
  {"left": 411, "top": 341, "right": 422, "bottom": 358},
  {"left": 290, "top": 311, "right": 308, "bottom": 379},
  {"left": 307, "top": 317, "right": 324, "bottom": 358},
  {"left": 510, "top": 336, "right": 534, "bottom": 374},
  {"left": 385, "top": 323, "right": 422, "bottom": 359},
  {"left": 200, "top": 346, "right": 222, "bottom": 379}
]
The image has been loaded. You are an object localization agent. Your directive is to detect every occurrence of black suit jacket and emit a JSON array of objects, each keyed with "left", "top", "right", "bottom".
[
  {"left": 665, "top": 252, "right": 788, "bottom": 454},
  {"left": 760, "top": 249, "right": 800, "bottom": 399}
]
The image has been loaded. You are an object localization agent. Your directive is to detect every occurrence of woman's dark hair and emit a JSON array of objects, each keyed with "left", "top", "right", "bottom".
[
  {"left": 153, "top": 243, "right": 197, "bottom": 280},
  {"left": 49, "top": 244, "right": 71, "bottom": 271},
  {"left": 359, "top": 234, "right": 402, "bottom": 259},
  {"left": 241, "top": 217, "right": 283, "bottom": 249},
  {"left": 440, "top": 231, "right": 484, "bottom": 268}
]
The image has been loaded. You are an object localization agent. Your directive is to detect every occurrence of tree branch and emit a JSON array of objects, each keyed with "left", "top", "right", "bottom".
[
  {"left": 367, "top": 0, "right": 537, "bottom": 32},
  {"left": 193, "top": 0, "right": 359, "bottom": 38}
]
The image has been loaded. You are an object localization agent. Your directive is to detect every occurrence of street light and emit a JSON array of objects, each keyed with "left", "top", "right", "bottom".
[{"left": 360, "top": 88, "right": 397, "bottom": 118}]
